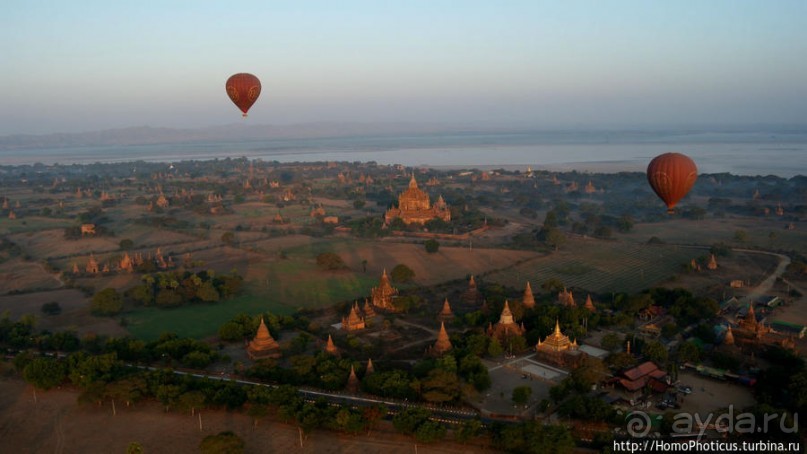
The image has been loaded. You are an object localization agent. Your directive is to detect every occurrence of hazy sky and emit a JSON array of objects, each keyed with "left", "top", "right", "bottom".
[{"left": 2, "top": 1, "right": 806, "bottom": 135}]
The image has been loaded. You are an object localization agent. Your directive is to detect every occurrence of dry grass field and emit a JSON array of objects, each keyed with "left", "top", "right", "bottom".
[{"left": 0, "top": 378, "right": 485, "bottom": 454}]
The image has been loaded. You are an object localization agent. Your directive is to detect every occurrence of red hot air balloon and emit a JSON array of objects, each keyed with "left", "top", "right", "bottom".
[
  {"left": 647, "top": 152, "right": 698, "bottom": 214},
  {"left": 225, "top": 73, "right": 261, "bottom": 117}
]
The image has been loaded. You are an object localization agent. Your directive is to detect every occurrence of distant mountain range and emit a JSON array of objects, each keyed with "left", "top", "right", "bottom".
[{"left": 0, "top": 123, "right": 479, "bottom": 151}]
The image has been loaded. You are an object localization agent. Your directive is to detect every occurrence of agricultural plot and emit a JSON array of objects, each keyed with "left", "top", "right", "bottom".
[{"left": 487, "top": 238, "right": 694, "bottom": 294}]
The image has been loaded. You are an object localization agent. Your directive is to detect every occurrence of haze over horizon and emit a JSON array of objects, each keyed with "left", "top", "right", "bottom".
[{"left": 2, "top": 1, "right": 806, "bottom": 136}]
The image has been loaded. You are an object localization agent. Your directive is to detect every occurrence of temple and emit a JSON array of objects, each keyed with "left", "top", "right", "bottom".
[
  {"left": 384, "top": 174, "right": 450, "bottom": 225},
  {"left": 461, "top": 275, "right": 483, "bottom": 305},
  {"left": 429, "top": 322, "right": 453, "bottom": 356},
  {"left": 558, "top": 288, "right": 576, "bottom": 307},
  {"left": 535, "top": 319, "right": 583, "bottom": 367},
  {"left": 365, "top": 358, "right": 375, "bottom": 375},
  {"left": 438, "top": 298, "right": 454, "bottom": 322},
  {"left": 345, "top": 365, "right": 360, "bottom": 393},
  {"left": 487, "top": 301, "right": 525, "bottom": 343},
  {"left": 342, "top": 302, "right": 366, "bottom": 331},
  {"left": 522, "top": 281, "right": 535, "bottom": 309},
  {"left": 324, "top": 334, "right": 339, "bottom": 356},
  {"left": 707, "top": 254, "right": 718, "bottom": 270},
  {"left": 247, "top": 318, "right": 282, "bottom": 360},
  {"left": 370, "top": 269, "right": 399, "bottom": 312},
  {"left": 584, "top": 294, "right": 596, "bottom": 312}
]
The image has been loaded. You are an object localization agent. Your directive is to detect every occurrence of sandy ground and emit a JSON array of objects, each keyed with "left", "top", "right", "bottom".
[
  {"left": 0, "top": 378, "right": 490, "bottom": 454},
  {"left": 674, "top": 371, "right": 756, "bottom": 419}
]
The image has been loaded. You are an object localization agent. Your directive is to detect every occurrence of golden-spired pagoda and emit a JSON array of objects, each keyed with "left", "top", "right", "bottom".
[
  {"left": 522, "top": 281, "right": 535, "bottom": 309},
  {"left": 324, "top": 334, "right": 339, "bottom": 356},
  {"left": 536, "top": 320, "right": 577, "bottom": 353},
  {"left": 365, "top": 358, "right": 375, "bottom": 375},
  {"left": 429, "top": 322, "right": 453, "bottom": 356},
  {"left": 342, "top": 302, "right": 366, "bottom": 332},
  {"left": 384, "top": 174, "right": 450, "bottom": 225},
  {"left": 487, "top": 301, "right": 525, "bottom": 343},
  {"left": 535, "top": 319, "right": 582, "bottom": 367},
  {"left": 371, "top": 269, "right": 399, "bottom": 312},
  {"left": 247, "top": 318, "right": 282, "bottom": 360},
  {"left": 438, "top": 298, "right": 454, "bottom": 322},
  {"left": 558, "top": 288, "right": 576, "bottom": 307}
]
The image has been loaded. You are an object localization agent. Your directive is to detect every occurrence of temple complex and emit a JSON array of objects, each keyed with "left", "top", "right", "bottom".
[
  {"left": 370, "top": 269, "right": 399, "bottom": 312},
  {"left": 384, "top": 174, "right": 450, "bottom": 225},
  {"left": 324, "top": 334, "right": 339, "bottom": 356},
  {"left": 342, "top": 302, "right": 366, "bottom": 331},
  {"left": 558, "top": 288, "right": 576, "bottom": 307},
  {"left": 429, "top": 322, "right": 453, "bottom": 356},
  {"left": 522, "top": 281, "right": 535, "bottom": 309},
  {"left": 487, "top": 301, "right": 526, "bottom": 343},
  {"left": 247, "top": 318, "right": 282, "bottom": 360},
  {"left": 438, "top": 298, "right": 454, "bottom": 322}
]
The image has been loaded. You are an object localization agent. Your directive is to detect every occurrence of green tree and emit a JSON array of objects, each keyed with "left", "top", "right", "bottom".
[
  {"left": 415, "top": 420, "right": 447, "bottom": 443},
  {"left": 601, "top": 333, "right": 621, "bottom": 352},
  {"left": 41, "top": 302, "right": 62, "bottom": 315},
  {"left": 316, "top": 252, "right": 346, "bottom": 270},
  {"left": 91, "top": 288, "right": 123, "bottom": 316},
  {"left": 119, "top": 239, "right": 134, "bottom": 250},
  {"left": 221, "top": 231, "right": 236, "bottom": 245},
  {"left": 390, "top": 264, "right": 415, "bottom": 283},
  {"left": 487, "top": 337, "right": 504, "bottom": 357},
  {"left": 199, "top": 431, "right": 245, "bottom": 454},
  {"left": 126, "top": 442, "right": 144, "bottom": 454},
  {"left": 424, "top": 239, "right": 440, "bottom": 253},
  {"left": 512, "top": 385, "right": 532, "bottom": 405},
  {"left": 642, "top": 340, "right": 669, "bottom": 365},
  {"left": 23, "top": 357, "right": 67, "bottom": 390},
  {"left": 392, "top": 407, "right": 430, "bottom": 435}
]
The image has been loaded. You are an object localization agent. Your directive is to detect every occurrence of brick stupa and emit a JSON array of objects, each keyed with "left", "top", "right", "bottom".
[{"left": 247, "top": 318, "right": 282, "bottom": 360}]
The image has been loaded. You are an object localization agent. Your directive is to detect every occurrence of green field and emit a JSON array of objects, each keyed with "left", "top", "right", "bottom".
[{"left": 125, "top": 293, "right": 296, "bottom": 341}]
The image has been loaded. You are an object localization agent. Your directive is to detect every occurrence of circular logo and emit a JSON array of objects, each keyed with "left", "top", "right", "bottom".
[{"left": 626, "top": 411, "right": 652, "bottom": 438}]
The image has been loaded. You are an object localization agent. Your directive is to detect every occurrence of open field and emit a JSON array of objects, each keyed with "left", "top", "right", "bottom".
[
  {"left": 487, "top": 237, "right": 696, "bottom": 294},
  {"left": 623, "top": 216, "right": 807, "bottom": 255},
  {"left": 0, "top": 378, "right": 485, "bottom": 454}
]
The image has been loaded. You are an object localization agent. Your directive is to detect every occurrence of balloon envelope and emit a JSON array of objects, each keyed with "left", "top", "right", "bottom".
[
  {"left": 646, "top": 152, "right": 698, "bottom": 213},
  {"left": 225, "top": 73, "right": 261, "bottom": 117}
]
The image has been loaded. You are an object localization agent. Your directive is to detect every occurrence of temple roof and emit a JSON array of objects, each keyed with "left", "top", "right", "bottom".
[
  {"left": 247, "top": 318, "right": 281, "bottom": 359},
  {"left": 325, "top": 334, "right": 339, "bottom": 355},
  {"left": 366, "top": 358, "right": 374, "bottom": 375},
  {"left": 522, "top": 281, "right": 535, "bottom": 308},
  {"left": 432, "top": 322, "right": 453, "bottom": 354},
  {"left": 499, "top": 301, "right": 515, "bottom": 325},
  {"left": 439, "top": 298, "right": 453, "bottom": 317},
  {"left": 584, "top": 294, "right": 596, "bottom": 312}
]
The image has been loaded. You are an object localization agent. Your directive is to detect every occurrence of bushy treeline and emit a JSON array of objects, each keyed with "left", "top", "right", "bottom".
[{"left": 125, "top": 269, "right": 244, "bottom": 308}]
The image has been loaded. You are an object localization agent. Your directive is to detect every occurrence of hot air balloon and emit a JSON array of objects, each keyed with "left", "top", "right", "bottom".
[
  {"left": 225, "top": 73, "right": 261, "bottom": 117},
  {"left": 647, "top": 152, "right": 698, "bottom": 213}
]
